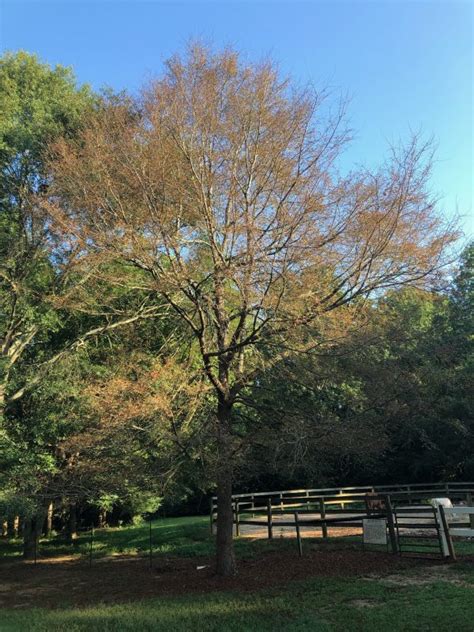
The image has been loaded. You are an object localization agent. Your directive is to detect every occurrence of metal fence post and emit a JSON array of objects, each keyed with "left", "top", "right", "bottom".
[
  {"left": 294, "top": 512, "right": 303, "bottom": 557},
  {"left": 89, "top": 526, "right": 94, "bottom": 567},
  {"left": 234, "top": 502, "right": 240, "bottom": 537},
  {"left": 209, "top": 498, "right": 215, "bottom": 535},
  {"left": 267, "top": 499, "right": 273, "bottom": 539},
  {"left": 149, "top": 520, "right": 153, "bottom": 569},
  {"left": 320, "top": 498, "right": 328, "bottom": 538}
]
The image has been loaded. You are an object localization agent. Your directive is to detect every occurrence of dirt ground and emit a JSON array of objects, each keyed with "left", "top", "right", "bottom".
[
  {"left": 236, "top": 511, "right": 364, "bottom": 539},
  {"left": 239, "top": 524, "right": 363, "bottom": 538},
  {"left": 0, "top": 549, "right": 435, "bottom": 610}
]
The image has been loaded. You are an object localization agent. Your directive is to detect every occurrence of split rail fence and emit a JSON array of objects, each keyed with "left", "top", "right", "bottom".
[{"left": 210, "top": 481, "right": 474, "bottom": 559}]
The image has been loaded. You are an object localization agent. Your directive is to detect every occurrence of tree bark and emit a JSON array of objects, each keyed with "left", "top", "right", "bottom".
[
  {"left": 8, "top": 516, "right": 19, "bottom": 538},
  {"left": 1, "top": 521, "right": 7, "bottom": 538},
  {"left": 44, "top": 501, "right": 53, "bottom": 537},
  {"left": 66, "top": 503, "right": 77, "bottom": 543},
  {"left": 98, "top": 508, "right": 107, "bottom": 529},
  {"left": 215, "top": 398, "right": 237, "bottom": 577},
  {"left": 23, "top": 516, "right": 41, "bottom": 559}
]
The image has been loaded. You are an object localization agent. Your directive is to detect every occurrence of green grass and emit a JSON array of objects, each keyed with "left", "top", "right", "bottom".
[
  {"left": 1, "top": 570, "right": 474, "bottom": 631},
  {"left": 3, "top": 513, "right": 471, "bottom": 561},
  {"left": 0, "top": 516, "right": 212, "bottom": 560},
  {"left": 1, "top": 517, "right": 474, "bottom": 631},
  {"left": 0, "top": 516, "right": 328, "bottom": 561}
]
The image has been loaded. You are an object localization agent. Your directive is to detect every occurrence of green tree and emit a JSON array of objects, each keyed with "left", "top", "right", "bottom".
[
  {"left": 0, "top": 52, "right": 159, "bottom": 417},
  {"left": 0, "top": 51, "right": 93, "bottom": 412}
]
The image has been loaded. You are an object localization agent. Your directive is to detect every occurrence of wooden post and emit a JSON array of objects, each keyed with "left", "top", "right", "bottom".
[
  {"left": 89, "top": 526, "right": 94, "bottom": 567},
  {"left": 279, "top": 493, "right": 283, "bottom": 510},
  {"left": 267, "top": 498, "right": 273, "bottom": 540},
  {"left": 209, "top": 498, "right": 215, "bottom": 535},
  {"left": 294, "top": 512, "right": 303, "bottom": 557},
  {"left": 385, "top": 495, "right": 398, "bottom": 555},
  {"left": 438, "top": 505, "right": 456, "bottom": 561},
  {"left": 466, "top": 493, "right": 474, "bottom": 529},
  {"left": 306, "top": 490, "right": 310, "bottom": 509},
  {"left": 235, "top": 502, "right": 240, "bottom": 537},
  {"left": 149, "top": 520, "right": 153, "bottom": 569},
  {"left": 320, "top": 498, "right": 328, "bottom": 538}
]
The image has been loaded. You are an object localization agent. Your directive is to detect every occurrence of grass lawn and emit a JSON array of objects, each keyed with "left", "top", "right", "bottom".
[
  {"left": 0, "top": 516, "right": 302, "bottom": 560},
  {"left": 1, "top": 517, "right": 473, "bottom": 631}
]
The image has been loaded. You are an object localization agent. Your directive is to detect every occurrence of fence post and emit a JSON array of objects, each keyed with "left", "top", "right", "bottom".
[
  {"left": 339, "top": 490, "right": 345, "bottom": 510},
  {"left": 385, "top": 496, "right": 398, "bottom": 555},
  {"left": 438, "top": 505, "right": 456, "bottom": 561},
  {"left": 235, "top": 502, "right": 240, "bottom": 537},
  {"left": 294, "top": 512, "right": 303, "bottom": 557},
  {"left": 149, "top": 520, "right": 153, "bottom": 569},
  {"left": 209, "top": 498, "right": 215, "bottom": 535},
  {"left": 320, "top": 498, "right": 328, "bottom": 538},
  {"left": 466, "top": 493, "right": 474, "bottom": 529},
  {"left": 89, "top": 526, "right": 94, "bottom": 567},
  {"left": 267, "top": 498, "right": 273, "bottom": 540}
]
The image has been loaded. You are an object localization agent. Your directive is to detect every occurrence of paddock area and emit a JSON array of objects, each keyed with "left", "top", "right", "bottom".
[
  {"left": 212, "top": 481, "right": 474, "bottom": 560},
  {"left": 236, "top": 511, "right": 364, "bottom": 539},
  {"left": 236, "top": 506, "right": 461, "bottom": 539}
]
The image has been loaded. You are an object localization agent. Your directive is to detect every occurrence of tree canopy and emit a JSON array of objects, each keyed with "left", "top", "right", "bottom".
[{"left": 0, "top": 46, "right": 468, "bottom": 577}]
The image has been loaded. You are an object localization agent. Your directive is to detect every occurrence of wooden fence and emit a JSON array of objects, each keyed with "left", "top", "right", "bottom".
[{"left": 210, "top": 481, "right": 474, "bottom": 540}]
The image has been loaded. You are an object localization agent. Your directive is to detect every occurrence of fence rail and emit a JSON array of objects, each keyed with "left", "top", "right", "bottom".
[
  {"left": 445, "top": 506, "right": 474, "bottom": 538},
  {"left": 210, "top": 481, "right": 474, "bottom": 539}
]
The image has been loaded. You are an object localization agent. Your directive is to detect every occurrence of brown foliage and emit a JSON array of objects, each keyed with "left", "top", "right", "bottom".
[
  {"left": 47, "top": 45, "right": 456, "bottom": 402},
  {"left": 44, "top": 43, "right": 458, "bottom": 575}
]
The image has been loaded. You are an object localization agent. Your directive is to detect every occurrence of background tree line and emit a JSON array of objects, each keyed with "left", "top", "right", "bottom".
[{"left": 0, "top": 48, "right": 469, "bottom": 575}]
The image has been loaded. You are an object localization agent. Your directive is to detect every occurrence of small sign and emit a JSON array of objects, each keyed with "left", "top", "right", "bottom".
[
  {"left": 365, "top": 494, "right": 386, "bottom": 513},
  {"left": 363, "top": 518, "right": 387, "bottom": 545}
]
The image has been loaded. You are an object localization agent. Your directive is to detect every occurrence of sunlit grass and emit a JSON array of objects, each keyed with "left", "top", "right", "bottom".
[
  {"left": 1, "top": 570, "right": 474, "bottom": 631},
  {"left": 1, "top": 516, "right": 474, "bottom": 630}
]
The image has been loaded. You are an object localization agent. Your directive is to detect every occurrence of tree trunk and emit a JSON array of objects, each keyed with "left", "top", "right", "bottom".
[
  {"left": 98, "top": 508, "right": 107, "bottom": 529},
  {"left": 23, "top": 516, "right": 41, "bottom": 559},
  {"left": 8, "top": 516, "right": 19, "bottom": 538},
  {"left": 44, "top": 501, "right": 54, "bottom": 537},
  {"left": 66, "top": 503, "right": 77, "bottom": 543},
  {"left": 1, "top": 521, "right": 7, "bottom": 537},
  {"left": 215, "top": 399, "right": 237, "bottom": 577}
]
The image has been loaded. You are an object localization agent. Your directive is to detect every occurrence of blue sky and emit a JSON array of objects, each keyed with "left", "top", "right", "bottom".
[{"left": 1, "top": 0, "right": 472, "bottom": 236}]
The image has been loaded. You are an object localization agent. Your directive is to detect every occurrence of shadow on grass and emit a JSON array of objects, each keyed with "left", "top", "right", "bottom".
[{"left": 2, "top": 574, "right": 474, "bottom": 631}]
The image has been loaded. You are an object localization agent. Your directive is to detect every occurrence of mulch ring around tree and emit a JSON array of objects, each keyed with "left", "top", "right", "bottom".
[{"left": 0, "top": 549, "right": 447, "bottom": 609}]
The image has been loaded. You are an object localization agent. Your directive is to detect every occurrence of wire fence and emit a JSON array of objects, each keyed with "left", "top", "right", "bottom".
[{"left": 1, "top": 519, "right": 165, "bottom": 569}]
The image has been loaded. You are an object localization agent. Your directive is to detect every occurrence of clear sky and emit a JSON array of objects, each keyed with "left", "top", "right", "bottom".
[{"left": 1, "top": 0, "right": 472, "bottom": 237}]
